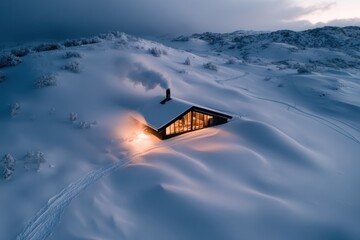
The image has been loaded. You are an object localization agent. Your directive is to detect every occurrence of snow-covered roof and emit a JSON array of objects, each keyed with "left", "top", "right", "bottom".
[
  {"left": 136, "top": 96, "right": 232, "bottom": 130},
  {"left": 137, "top": 96, "right": 192, "bottom": 130}
]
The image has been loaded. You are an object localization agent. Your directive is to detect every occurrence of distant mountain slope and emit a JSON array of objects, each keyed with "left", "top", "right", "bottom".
[
  {"left": 174, "top": 26, "right": 360, "bottom": 71},
  {"left": 190, "top": 26, "right": 360, "bottom": 49}
]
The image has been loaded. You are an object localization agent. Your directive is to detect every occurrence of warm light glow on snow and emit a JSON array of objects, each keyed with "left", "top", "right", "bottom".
[
  {"left": 126, "top": 130, "right": 157, "bottom": 157},
  {"left": 113, "top": 113, "right": 159, "bottom": 158},
  {"left": 133, "top": 132, "right": 149, "bottom": 143}
]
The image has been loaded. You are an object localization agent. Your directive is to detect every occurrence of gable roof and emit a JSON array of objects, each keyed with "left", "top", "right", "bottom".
[
  {"left": 137, "top": 96, "right": 192, "bottom": 130},
  {"left": 136, "top": 96, "right": 232, "bottom": 131}
]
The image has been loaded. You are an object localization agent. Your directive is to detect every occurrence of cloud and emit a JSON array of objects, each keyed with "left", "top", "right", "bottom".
[
  {"left": 313, "top": 18, "right": 360, "bottom": 27},
  {"left": 127, "top": 64, "right": 169, "bottom": 91},
  {"left": 0, "top": 0, "right": 358, "bottom": 42},
  {"left": 302, "top": 1, "right": 336, "bottom": 15}
]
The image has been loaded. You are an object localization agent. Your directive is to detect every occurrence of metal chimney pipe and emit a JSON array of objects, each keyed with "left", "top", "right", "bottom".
[
  {"left": 160, "top": 88, "right": 172, "bottom": 104},
  {"left": 166, "top": 88, "right": 171, "bottom": 100}
]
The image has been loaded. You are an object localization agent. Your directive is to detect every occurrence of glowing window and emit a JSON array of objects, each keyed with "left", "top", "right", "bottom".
[
  {"left": 165, "top": 112, "right": 192, "bottom": 136},
  {"left": 192, "top": 111, "right": 212, "bottom": 130}
]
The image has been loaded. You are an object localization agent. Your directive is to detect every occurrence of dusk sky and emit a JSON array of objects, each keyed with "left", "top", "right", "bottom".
[{"left": 1, "top": 0, "right": 360, "bottom": 42}]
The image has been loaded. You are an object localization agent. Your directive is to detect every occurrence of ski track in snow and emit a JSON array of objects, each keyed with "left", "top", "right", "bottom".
[
  {"left": 215, "top": 72, "right": 249, "bottom": 84},
  {"left": 16, "top": 160, "right": 130, "bottom": 240},
  {"left": 16, "top": 130, "right": 219, "bottom": 240},
  {"left": 216, "top": 75, "right": 360, "bottom": 145},
  {"left": 253, "top": 95, "right": 360, "bottom": 145},
  {"left": 251, "top": 95, "right": 360, "bottom": 144}
]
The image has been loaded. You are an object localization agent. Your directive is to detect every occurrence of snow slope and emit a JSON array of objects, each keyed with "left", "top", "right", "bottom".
[{"left": 1, "top": 28, "right": 360, "bottom": 240}]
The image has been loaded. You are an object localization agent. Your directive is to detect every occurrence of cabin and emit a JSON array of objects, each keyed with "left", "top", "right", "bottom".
[{"left": 136, "top": 89, "right": 232, "bottom": 140}]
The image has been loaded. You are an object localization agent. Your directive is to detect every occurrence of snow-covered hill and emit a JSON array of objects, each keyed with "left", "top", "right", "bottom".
[
  {"left": 1, "top": 27, "right": 360, "bottom": 240},
  {"left": 174, "top": 26, "right": 360, "bottom": 71}
]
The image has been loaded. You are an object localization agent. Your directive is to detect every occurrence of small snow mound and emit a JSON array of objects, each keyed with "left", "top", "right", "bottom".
[
  {"left": 34, "top": 74, "right": 57, "bottom": 88},
  {"left": 1, "top": 154, "right": 16, "bottom": 180}
]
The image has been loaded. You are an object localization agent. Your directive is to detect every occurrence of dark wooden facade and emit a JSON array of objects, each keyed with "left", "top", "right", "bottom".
[{"left": 145, "top": 106, "right": 232, "bottom": 140}]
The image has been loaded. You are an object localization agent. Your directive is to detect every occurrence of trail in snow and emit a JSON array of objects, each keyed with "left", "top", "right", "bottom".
[
  {"left": 327, "top": 115, "right": 360, "bottom": 133},
  {"left": 16, "top": 129, "right": 219, "bottom": 240},
  {"left": 16, "top": 160, "right": 131, "bottom": 240},
  {"left": 215, "top": 75, "right": 360, "bottom": 145},
  {"left": 215, "top": 73, "right": 249, "bottom": 84},
  {"left": 253, "top": 96, "right": 360, "bottom": 145}
]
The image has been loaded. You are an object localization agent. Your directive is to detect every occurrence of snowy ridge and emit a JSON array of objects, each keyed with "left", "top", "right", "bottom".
[
  {"left": 1, "top": 27, "right": 360, "bottom": 240},
  {"left": 191, "top": 26, "right": 360, "bottom": 50},
  {"left": 183, "top": 26, "right": 360, "bottom": 71}
]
